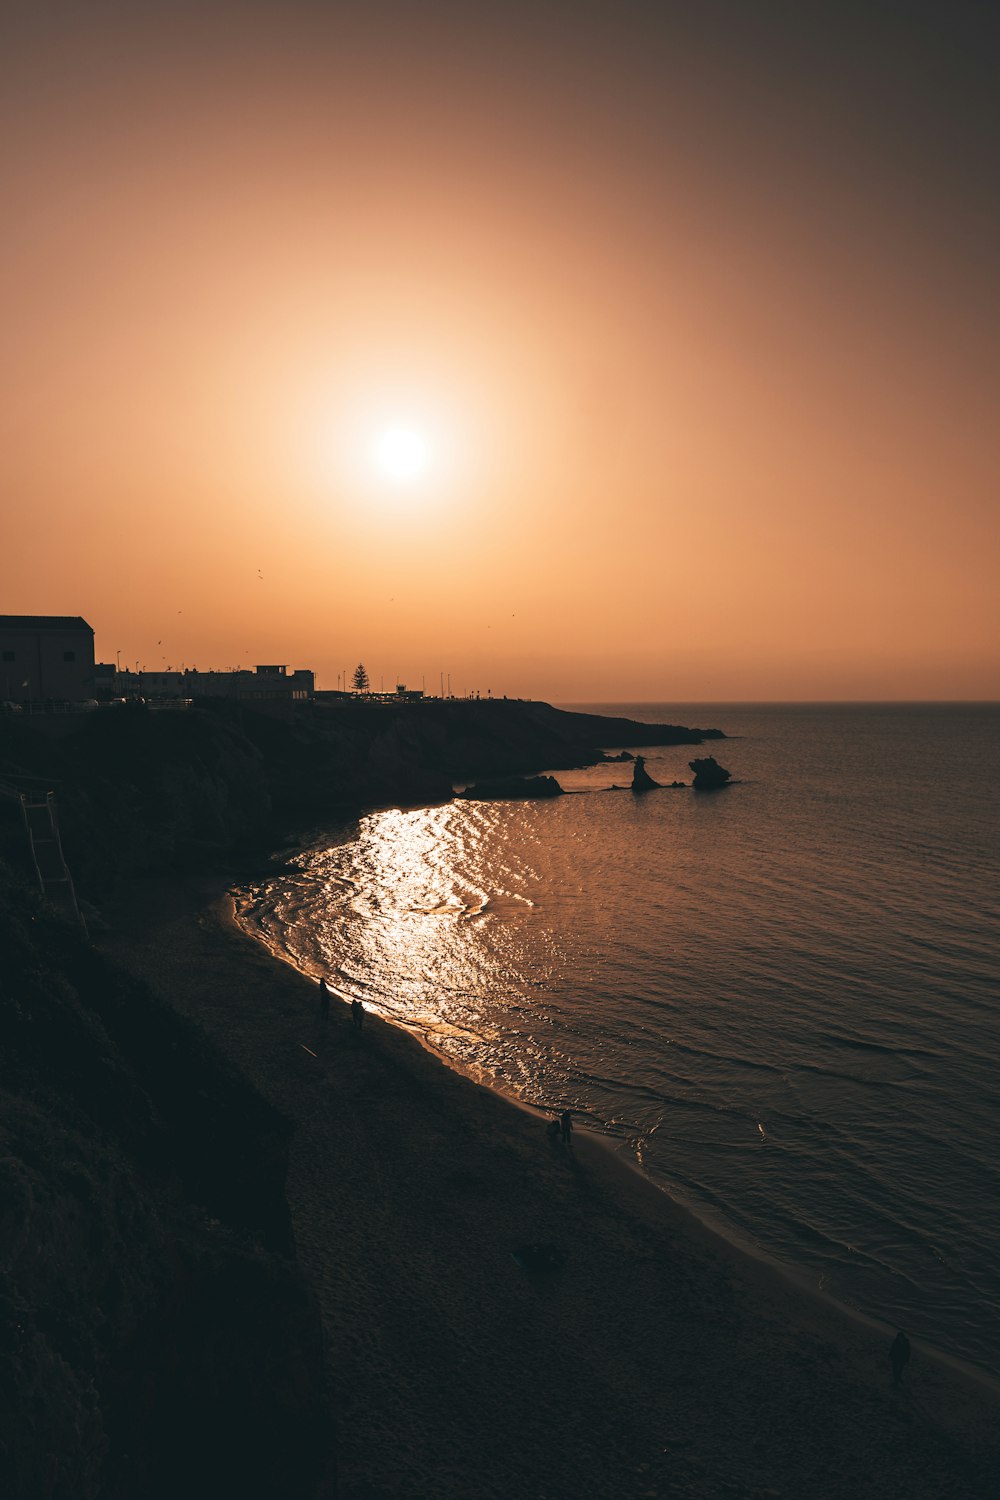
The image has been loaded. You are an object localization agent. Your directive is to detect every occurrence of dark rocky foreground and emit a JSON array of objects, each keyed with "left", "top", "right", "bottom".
[{"left": 0, "top": 865, "right": 330, "bottom": 1499}]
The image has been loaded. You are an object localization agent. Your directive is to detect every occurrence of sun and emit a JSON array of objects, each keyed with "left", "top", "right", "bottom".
[{"left": 372, "top": 424, "right": 433, "bottom": 483}]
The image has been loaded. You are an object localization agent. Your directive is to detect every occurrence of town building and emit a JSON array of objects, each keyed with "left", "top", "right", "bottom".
[
  {"left": 99, "top": 663, "right": 314, "bottom": 704},
  {"left": 0, "top": 616, "right": 95, "bottom": 703}
]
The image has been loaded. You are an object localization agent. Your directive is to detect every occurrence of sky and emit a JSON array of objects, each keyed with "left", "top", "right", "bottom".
[{"left": 2, "top": 0, "right": 998, "bottom": 701}]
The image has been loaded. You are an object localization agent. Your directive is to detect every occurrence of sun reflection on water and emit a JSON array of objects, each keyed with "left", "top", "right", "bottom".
[{"left": 240, "top": 802, "right": 558, "bottom": 1100}]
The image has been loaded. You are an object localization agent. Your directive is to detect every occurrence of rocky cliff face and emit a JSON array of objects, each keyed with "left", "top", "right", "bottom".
[
  {"left": 338, "top": 698, "right": 721, "bottom": 786},
  {"left": 0, "top": 867, "right": 330, "bottom": 1499},
  {"left": 0, "top": 698, "right": 722, "bottom": 896}
]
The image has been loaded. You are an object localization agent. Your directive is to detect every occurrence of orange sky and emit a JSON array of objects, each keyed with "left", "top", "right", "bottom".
[{"left": 3, "top": 1, "right": 997, "bottom": 700}]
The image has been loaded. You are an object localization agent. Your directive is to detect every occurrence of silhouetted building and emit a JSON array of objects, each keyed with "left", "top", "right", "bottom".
[
  {"left": 93, "top": 661, "right": 117, "bottom": 701},
  {"left": 108, "top": 663, "right": 314, "bottom": 703},
  {"left": 0, "top": 615, "right": 95, "bottom": 702}
]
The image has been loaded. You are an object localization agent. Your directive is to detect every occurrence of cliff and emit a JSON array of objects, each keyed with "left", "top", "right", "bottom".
[
  {"left": 330, "top": 698, "right": 722, "bottom": 787},
  {"left": 0, "top": 699, "right": 723, "bottom": 896}
]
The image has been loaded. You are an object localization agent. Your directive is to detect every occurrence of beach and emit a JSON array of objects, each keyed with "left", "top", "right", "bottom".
[{"left": 107, "top": 878, "right": 1000, "bottom": 1500}]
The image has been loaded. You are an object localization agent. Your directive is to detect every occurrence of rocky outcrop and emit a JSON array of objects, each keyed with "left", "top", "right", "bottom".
[
  {"left": 459, "top": 774, "right": 564, "bottom": 801},
  {"left": 318, "top": 699, "right": 723, "bottom": 796},
  {"left": 689, "top": 755, "right": 732, "bottom": 790},
  {"left": 631, "top": 756, "right": 661, "bottom": 792}
]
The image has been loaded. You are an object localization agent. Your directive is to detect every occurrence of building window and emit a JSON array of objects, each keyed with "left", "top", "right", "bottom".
[
  {"left": 2, "top": 651, "right": 14, "bottom": 662},
  {"left": 63, "top": 650, "right": 76, "bottom": 662}
]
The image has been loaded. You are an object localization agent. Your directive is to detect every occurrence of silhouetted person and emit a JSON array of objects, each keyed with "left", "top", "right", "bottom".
[
  {"left": 351, "top": 998, "right": 365, "bottom": 1031},
  {"left": 889, "top": 1330, "right": 911, "bottom": 1386},
  {"left": 546, "top": 1117, "right": 561, "bottom": 1143},
  {"left": 560, "top": 1109, "right": 574, "bottom": 1146},
  {"left": 318, "top": 978, "right": 330, "bottom": 1020}
]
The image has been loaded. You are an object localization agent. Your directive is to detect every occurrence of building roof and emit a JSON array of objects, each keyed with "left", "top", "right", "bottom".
[{"left": 0, "top": 615, "right": 94, "bottom": 632}]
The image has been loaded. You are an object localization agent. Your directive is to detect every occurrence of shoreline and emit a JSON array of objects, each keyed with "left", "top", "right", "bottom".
[
  {"left": 106, "top": 871, "right": 1000, "bottom": 1500},
  {"left": 238, "top": 880, "right": 1000, "bottom": 1410},
  {"left": 230, "top": 839, "right": 999, "bottom": 1403}
]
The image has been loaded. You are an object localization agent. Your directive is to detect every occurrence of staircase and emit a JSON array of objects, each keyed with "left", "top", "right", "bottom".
[{"left": 0, "top": 779, "right": 87, "bottom": 934}]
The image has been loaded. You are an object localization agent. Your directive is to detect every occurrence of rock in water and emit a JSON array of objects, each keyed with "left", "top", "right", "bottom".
[
  {"left": 631, "top": 755, "right": 661, "bottom": 792},
  {"left": 689, "top": 755, "right": 732, "bottom": 790},
  {"left": 459, "top": 774, "right": 564, "bottom": 801}
]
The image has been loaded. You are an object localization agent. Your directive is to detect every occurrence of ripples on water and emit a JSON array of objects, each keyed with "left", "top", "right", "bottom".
[{"left": 238, "top": 703, "right": 1000, "bottom": 1378}]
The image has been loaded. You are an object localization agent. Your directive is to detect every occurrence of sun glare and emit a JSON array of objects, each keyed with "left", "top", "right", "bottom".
[{"left": 373, "top": 424, "right": 432, "bottom": 483}]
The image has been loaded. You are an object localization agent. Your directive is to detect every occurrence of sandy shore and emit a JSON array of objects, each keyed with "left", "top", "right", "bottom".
[{"left": 106, "top": 877, "right": 1000, "bottom": 1500}]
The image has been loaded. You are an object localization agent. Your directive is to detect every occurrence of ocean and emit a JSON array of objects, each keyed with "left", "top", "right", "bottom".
[{"left": 238, "top": 703, "right": 1000, "bottom": 1380}]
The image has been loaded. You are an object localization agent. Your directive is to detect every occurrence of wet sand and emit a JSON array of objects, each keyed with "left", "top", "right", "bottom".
[{"left": 107, "top": 878, "right": 1000, "bottom": 1500}]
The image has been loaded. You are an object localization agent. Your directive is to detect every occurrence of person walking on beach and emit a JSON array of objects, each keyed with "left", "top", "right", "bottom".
[
  {"left": 318, "top": 978, "right": 330, "bottom": 1020},
  {"left": 889, "top": 1330, "right": 911, "bottom": 1387},
  {"left": 560, "top": 1109, "right": 574, "bottom": 1147}
]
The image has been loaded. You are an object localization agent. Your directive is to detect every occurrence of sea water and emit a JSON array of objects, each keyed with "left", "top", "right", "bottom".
[{"left": 239, "top": 703, "right": 1000, "bottom": 1378}]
